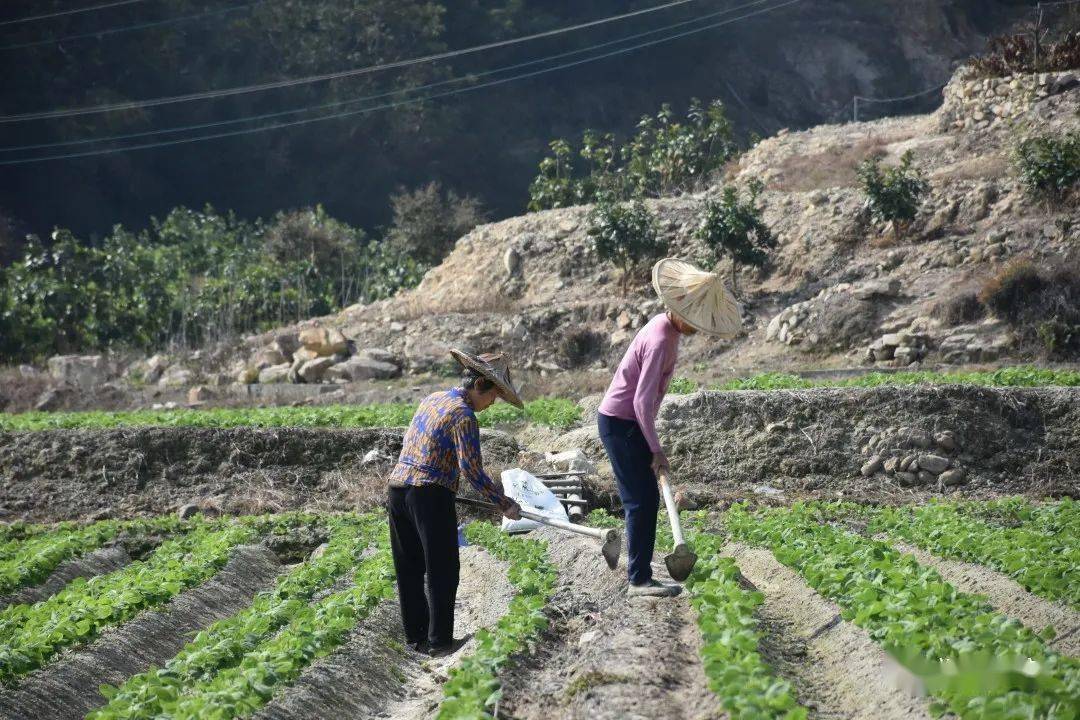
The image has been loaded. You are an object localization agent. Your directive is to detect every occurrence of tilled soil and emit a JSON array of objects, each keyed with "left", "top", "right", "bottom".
[
  {"left": 725, "top": 543, "right": 933, "bottom": 720},
  {"left": 0, "top": 427, "right": 520, "bottom": 522},
  {"left": 893, "top": 542, "right": 1080, "bottom": 657},
  {"left": 0, "top": 544, "right": 130, "bottom": 611},
  {"left": 499, "top": 528, "right": 721, "bottom": 720},
  {"left": 0, "top": 544, "right": 283, "bottom": 720},
  {"left": 254, "top": 544, "right": 514, "bottom": 720}
]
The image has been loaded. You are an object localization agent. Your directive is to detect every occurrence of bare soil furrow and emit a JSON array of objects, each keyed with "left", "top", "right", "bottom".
[
  {"left": 724, "top": 542, "right": 933, "bottom": 720},
  {"left": 0, "top": 544, "right": 131, "bottom": 610},
  {"left": 893, "top": 542, "right": 1080, "bottom": 656},
  {"left": 254, "top": 544, "right": 513, "bottom": 720},
  {"left": 500, "top": 529, "right": 721, "bottom": 720},
  {"left": 0, "top": 544, "right": 282, "bottom": 720}
]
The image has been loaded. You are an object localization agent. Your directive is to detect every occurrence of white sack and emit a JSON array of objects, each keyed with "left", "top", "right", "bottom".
[{"left": 499, "top": 468, "right": 568, "bottom": 533}]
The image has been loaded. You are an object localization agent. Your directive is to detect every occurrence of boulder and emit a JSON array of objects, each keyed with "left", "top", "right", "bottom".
[
  {"left": 852, "top": 279, "right": 901, "bottom": 300},
  {"left": 919, "top": 454, "right": 950, "bottom": 474},
  {"left": 503, "top": 247, "right": 522, "bottom": 277},
  {"left": 298, "top": 357, "right": 336, "bottom": 383},
  {"left": 894, "top": 471, "right": 918, "bottom": 486},
  {"left": 934, "top": 431, "right": 957, "bottom": 452},
  {"left": 938, "top": 468, "right": 967, "bottom": 486},
  {"left": 356, "top": 348, "right": 399, "bottom": 365},
  {"left": 47, "top": 354, "right": 108, "bottom": 389},
  {"left": 274, "top": 332, "right": 301, "bottom": 360},
  {"left": 255, "top": 348, "right": 286, "bottom": 369},
  {"left": 340, "top": 356, "right": 401, "bottom": 380},
  {"left": 860, "top": 456, "right": 883, "bottom": 477},
  {"left": 158, "top": 366, "right": 194, "bottom": 387},
  {"left": 324, "top": 365, "right": 352, "bottom": 383},
  {"left": 298, "top": 326, "right": 349, "bottom": 357},
  {"left": 187, "top": 385, "right": 211, "bottom": 404},
  {"left": 259, "top": 363, "right": 291, "bottom": 384},
  {"left": 236, "top": 366, "right": 259, "bottom": 384},
  {"left": 405, "top": 336, "right": 454, "bottom": 373},
  {"left": 145, "top": 354, "right": 170, "bottom": 383}
]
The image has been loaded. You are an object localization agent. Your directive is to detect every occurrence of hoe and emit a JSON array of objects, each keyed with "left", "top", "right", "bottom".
[
  {"left": 658, "top": 470, "right": 697, "bottom": 581},
  {"left": 455, "top": 496, "right": 622, "bottom": 570}
]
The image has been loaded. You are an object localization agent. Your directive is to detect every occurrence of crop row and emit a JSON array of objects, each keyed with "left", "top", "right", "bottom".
[
  {"left": 0, "top": 396, "right": 582, "bottom": 432},
  {"left": 122, "top": 537, "right": 396, "bottom": 718},
  {"left": 726, "top": 503, "right": 1080, "bottom": 719},
  {"left": 0, "top": 515, "right": 185, "bottom": 597},
  {"left": 0, "top": 519, "right": 259, "bottom": 684},
  {"left": 869, "top": 502, "right": 1079, "bottom": 608},
  {"left": 683, "top": 526, "right": 807, "bottom": 720},
  {"left": 437, "top": 521, "right": 558, "bottom": 720},
  {"left": 88, "top": 512, "right": 382, "bottom": 719}
]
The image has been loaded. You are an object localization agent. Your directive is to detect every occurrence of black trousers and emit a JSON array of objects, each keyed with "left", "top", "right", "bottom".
[
  {"left": 387, "top": 484, "right": 460, "bottom": 646},
  {"left": 598, "top": 412, "right": 659, "bottom": 585}
]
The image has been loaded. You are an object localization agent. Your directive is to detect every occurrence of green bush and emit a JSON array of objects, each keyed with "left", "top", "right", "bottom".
[
  {"left": 385, "top": 181, "right": 487, "bottom": 266},
  {"left": 857, "top": 150, "right": 929, "bottom": 237},
  {"left": 587, "top": 199, "right": 667, "bottom": 293},
  {"left": 979, "top": 261, "right": 1080, "bottom": 358},
  {"left": 694, "top": 180, "right": 776, "bottom": 291},
  {"left": 1013, "top": 131, "right": 1080, "bottom": 202},
  {"left": 0, "top": 205, "right": 425, "bottom": 363},
  {"left": 528, "top": 99, "right": 736, "bottom": 211}
]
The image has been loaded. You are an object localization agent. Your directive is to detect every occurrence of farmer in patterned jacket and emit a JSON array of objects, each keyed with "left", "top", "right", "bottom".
[{"left": 387, "top": 349, "right": 522, "bottom": 656}]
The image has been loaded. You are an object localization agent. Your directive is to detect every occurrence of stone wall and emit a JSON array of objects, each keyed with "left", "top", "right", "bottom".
[{"left": 938, "top": 68, "right": 1079, "bottom": 131}]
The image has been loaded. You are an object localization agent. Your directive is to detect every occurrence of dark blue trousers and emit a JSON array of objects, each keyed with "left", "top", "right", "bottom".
[{"left": 598, "top": 412, "right": 659, "bottom": 585}]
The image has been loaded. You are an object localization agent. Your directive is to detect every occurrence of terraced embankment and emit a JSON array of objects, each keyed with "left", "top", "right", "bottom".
[
  {"left": 4, "top": 386, "right": 1079, "bottom": 523},
  {"left": 0, "top": 499, "right": 1075, "bottom": 720}
]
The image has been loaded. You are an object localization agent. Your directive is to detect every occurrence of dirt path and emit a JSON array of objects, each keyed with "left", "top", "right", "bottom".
[
  {"left": 724, "top": 543, "right": 933, "bottom": 720},
  {"left": 0, "top": 544, "right": 282, "bottom": 720},
  {"left": 499, "top": 528, "right": 721, "bottom": 720},
  {"left": 254, "top": 543, "right": 514, "bottom": 720},
  {"left": 0, "top": 545, "right": 131, "bottom": 611},
  {"left": 893, "top": 542, "right": 1080, "bottom": 657}
]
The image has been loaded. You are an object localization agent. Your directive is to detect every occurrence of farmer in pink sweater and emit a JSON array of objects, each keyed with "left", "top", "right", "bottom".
[{"left": 598, "top": 259, "right": 740, "bottom": 597}]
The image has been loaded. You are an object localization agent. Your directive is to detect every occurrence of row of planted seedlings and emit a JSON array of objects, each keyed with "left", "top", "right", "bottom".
[
  {"left": 720, "top": 501, "right": 1079, "bottom": 719},
  {"left": 588, "top": 498, "right": 1079, "bottom": 720},
  {"left": 0, "top": 513, "right": 334, "bottom": 683},
  {"left": 0, "top": 506, "right": 558, "bottom": 719}
]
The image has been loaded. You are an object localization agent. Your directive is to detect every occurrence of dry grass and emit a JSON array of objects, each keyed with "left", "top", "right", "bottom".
[
  {"left": 770, "top": 135, "right": 888, "bottom": 192},
  {"left": 930, "top": 154, "right": 1010, "bottom": 183}
]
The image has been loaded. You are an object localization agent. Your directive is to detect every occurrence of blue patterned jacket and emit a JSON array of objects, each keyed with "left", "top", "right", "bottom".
[{"left": 388, "top": 387, "right": 511, "bottom": 509}]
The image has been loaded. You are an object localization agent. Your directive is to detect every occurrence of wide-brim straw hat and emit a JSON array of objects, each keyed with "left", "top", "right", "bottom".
[
  {"left": 449, "top": 349, "right": 525, "bottom": 409},
  {"left": 651, "top": 258, "right": 741, "bottom": 338}
]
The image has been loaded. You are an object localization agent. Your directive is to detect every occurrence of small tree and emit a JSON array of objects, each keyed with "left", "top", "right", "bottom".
[
  {"left": 1014, "top": 131, "right": 1080, "bottom": 204},
  {"left": 694, "top": 180, "right": 776, "bottom": 292},
  {"left": 587, "top": 199, "right": 666, "bottom": 294},
  {"left": 527, "top": 139, "right": 582, "bottom": 212},
  {"left": 384, "top": 181, "right": 486, "bottom": 266},
  {"left": 857, "top": 150, "right": 929, "bottom": 239}
]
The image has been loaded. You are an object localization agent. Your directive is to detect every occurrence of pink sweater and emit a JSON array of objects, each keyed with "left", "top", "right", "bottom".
[{"left": 598, "top": 313, "right": 680, "bottom": 453}]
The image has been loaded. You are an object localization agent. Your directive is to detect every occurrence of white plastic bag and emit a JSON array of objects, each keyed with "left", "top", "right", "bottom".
[{"left": 499, "top": 468, "right": 568, "bottom": 534}]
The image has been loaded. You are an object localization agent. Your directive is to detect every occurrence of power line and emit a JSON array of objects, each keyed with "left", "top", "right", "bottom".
[
  {"left": 0, "top": 0, "right": 153, "bottom": 27},
  {"left": 0, "top": 0, "right": 779, "bottom": 153},
  {"left": 0, "top": 0, "right": 705, "bottom": 123},
  {"left": 0, "top": 0, "right": 805, "bottom": 166},
  {"left": 0, "top": 0, "right": 265, "bottom": 52},
  {"left": 852, "top": 82, "right": 945, "bottom": 122}
]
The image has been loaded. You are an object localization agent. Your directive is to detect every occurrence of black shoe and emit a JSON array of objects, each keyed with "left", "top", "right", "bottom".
[
  {"left": 426, "top": 636, "right": 470, "bottom": 657},
  {"left": 406, "top": 639, "right": 427, "bottom": 653}
]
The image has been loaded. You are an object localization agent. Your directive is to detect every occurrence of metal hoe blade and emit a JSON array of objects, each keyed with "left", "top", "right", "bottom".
[
  {"left": 659, "top": 471, "right": 697, "bottom": 582},
  {"left": 599, "top": 528, "right": 621, "bottom": 570}
]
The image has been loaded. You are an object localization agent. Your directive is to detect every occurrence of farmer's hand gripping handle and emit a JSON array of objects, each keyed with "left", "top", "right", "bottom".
[{"left": 658, "top": 470, "right": 686, "bottom": 547}]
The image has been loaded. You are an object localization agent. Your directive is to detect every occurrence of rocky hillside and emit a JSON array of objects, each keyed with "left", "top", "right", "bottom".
[{"left": 11, "top": 63, "right": 1078, "bottom": 412}]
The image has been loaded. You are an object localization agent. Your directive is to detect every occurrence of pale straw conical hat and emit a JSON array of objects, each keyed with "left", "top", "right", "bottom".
[
  {"left": 651, "top": 258, "right": 741, "bottom": 338},
  {"left": 449, "top": 349, "right": 525, "bottom": 409}
]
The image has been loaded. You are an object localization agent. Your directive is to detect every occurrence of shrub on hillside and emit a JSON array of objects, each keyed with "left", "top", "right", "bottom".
[
  {"left": 385, "top": 181, "right": 487, "bottom": 265},
  {"left": 694, "top": 179, "right": 776, "bottom": 292},
  {"left": 528, "top": 99, "right": 736, "bottom": 211},
  {"left": 979, "top": 260, "right": 1080, "bottom": 359},
  {"left": 967, "top": 29, "right": 1080, "bottom": 78},
  {"left": 932, "top": 292, "right": 985, "bottom": 326},
  {"left": 587, "top": 199, "right": 666, "bottom": 294},
  {"left": 1013, "top": 131, "right": 1080, "bottom": 203},
  {"left": 857, "top": 150, "right": 929, "bottom": 238}
]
